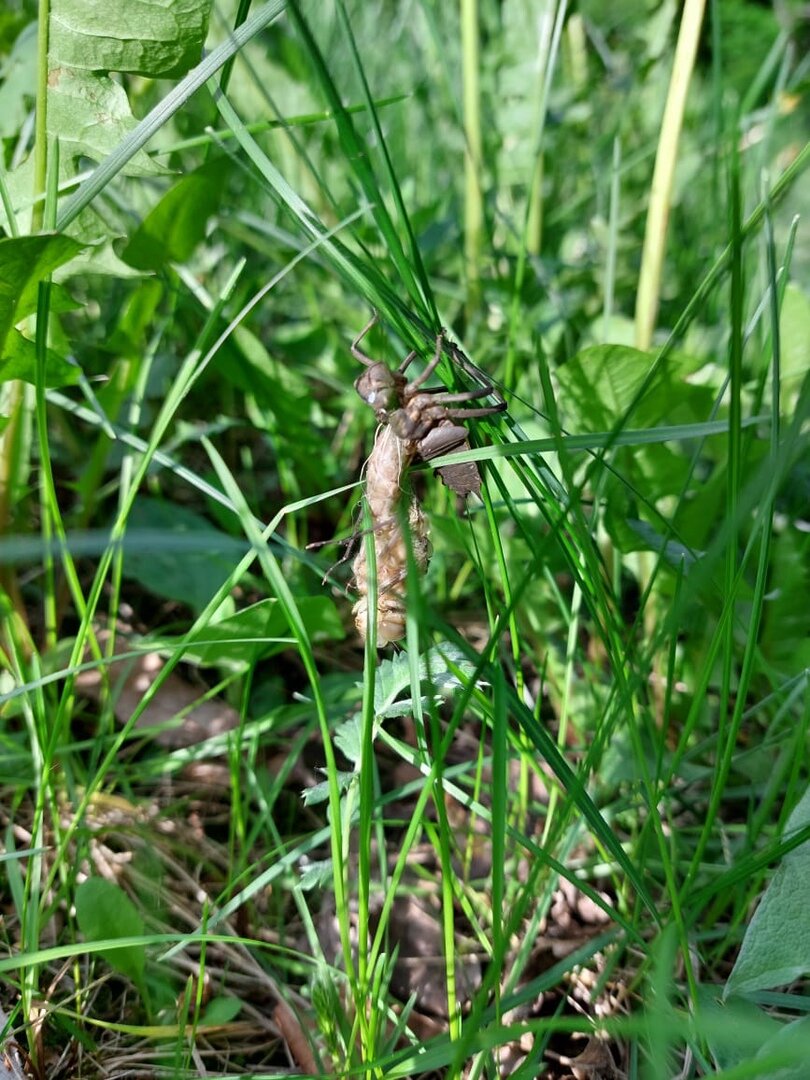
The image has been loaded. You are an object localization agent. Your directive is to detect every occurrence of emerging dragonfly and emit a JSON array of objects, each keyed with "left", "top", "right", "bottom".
[
  {"left": 350, "top": 315, "right": 505, "bottom": 644},
  {"left": 351, "top": 314, "right": 506, "bottom": 498}
]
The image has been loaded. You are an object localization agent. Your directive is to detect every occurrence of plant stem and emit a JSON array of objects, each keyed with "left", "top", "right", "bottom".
[
  {"left": 461, "top": 0, "right": 483, "bottom": 319},
  {"left": 635, "top": 0, "right": 706, "bottom": 349},
  {"left": 32, "top": 0, "right": 51, "bottom": 233}
]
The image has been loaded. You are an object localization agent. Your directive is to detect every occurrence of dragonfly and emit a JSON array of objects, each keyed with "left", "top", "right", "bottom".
[{"left": 351, "top": 314, "right": 506, "bottom": 497}]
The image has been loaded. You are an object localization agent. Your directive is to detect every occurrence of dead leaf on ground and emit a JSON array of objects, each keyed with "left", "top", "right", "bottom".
[
  {"left": 76, "top": 631, "right": 239, "bottom": 748},
  {"left": 556, "top": 1036, "right": 625, "bottom": 1080},
  {"left": 273, "top": 999, "right": 319, "bottom": 1074},
  {"left": 380, "top": 893, "right": 482, "bottom": 1018},
  {"left": 0, "top": 1003, "right": 28, "bottom": 1080}
]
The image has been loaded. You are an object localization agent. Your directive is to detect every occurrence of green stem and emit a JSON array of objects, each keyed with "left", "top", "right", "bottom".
[
  {"left": 32, "top": 0, "right": 51, "bottom": 233},
  {"left": 503, "top": 2, "right": 564, "bottom": 392}
]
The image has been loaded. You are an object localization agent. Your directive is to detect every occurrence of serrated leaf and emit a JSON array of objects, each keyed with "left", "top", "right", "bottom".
[
  {"left": 334, "top": 716, "right": 362, "bottom": 766},
  {"left": 372, "top": 652, "right": 413, "bottom": 715},
  {"left": 75, "top": 877, "right": 146, "bottom": 986},
  {"left": 370, "top": 641, "right": 481, "bottom": 720},
  {"left": 725, "top": 786, "right": 810, "bottom": 998},
  {"left": 418, "top": 641, "right": 479, "bottom": 692},
  {"left": 0, "top": 329, "right": 80, "bottom": 387},
  {"left": 297, "top": 858, "right": 334, "bottom": 891},
  {"left": 123, "top": 158, "right": 229, "bottom": 270},
  {"left": 302, "top": 771, "right": 355, "bottom": 806},
  {"left": 50, "top": 0, "right": 212, "bottom": 78},
  {"left": 374, "top": 695, "right": 430, "bottom": 720},
  {"left": 0, "top": 158, "right": 154, "bottom": 260},
  {"left": 0, "top": 234, "right": 85, "bottom": 384},
  {"left": 47, "top": 67, "right": 164, "bottom": 176}
]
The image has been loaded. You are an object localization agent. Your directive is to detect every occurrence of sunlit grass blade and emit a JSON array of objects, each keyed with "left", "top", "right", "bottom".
[{"left": 286, "top": 0, "right": 435, "bottom": 322}]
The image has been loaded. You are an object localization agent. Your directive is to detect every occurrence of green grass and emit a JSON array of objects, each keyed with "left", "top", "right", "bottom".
[{"left": 1, "top": 0, "right": 810, "bottom": 1077}]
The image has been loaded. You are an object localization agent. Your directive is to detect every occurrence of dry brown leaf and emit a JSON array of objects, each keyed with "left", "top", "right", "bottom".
[
  {"left": 76, "top": 632, "right": 239, "bottom": 748},
  {"left": 383, "top": 894, "right": 481, "bottom": 1018},
  {"left": 273, "top": 999, "right": 319, "bottom": 1074},
  {"left": 0, "top": 1003, "right": 28, "bottom": 1080},
  {"left": 561, "top": 1036, "right": 624, "bottom": 1080}
]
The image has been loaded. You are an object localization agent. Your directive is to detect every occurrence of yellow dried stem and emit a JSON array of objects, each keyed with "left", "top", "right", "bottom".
[{"left": 352, "top": 425, "right": 430, "bottom": 645}]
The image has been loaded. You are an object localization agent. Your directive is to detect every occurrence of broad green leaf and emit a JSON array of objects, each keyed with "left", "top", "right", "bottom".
[
  {"left": 779, "top": 284, "right": 810, "bottom": 408},
  {"left": 0, "top": 234, "right": 85, "bottom": 384},
  {"left": 604, "top": 506, "right": 702, "bottom": 565},
  {"left": 122, "top": 497, "right": 246, "bottom": 612},
  {"left": 754, "top": 1016, "right": 810, "bottom": 1079},
  {"left": 0, "top": 22, "right": 36, "bottom": 139},
  {"left": 725, "top": 785, "right": 810, "bottom": 997},
  {"left": 0, "top": 234, "right": 84, "bottom": 337},
  {"left": 163, "top": 596, "right": 343, "bottom": 669},
  {"left": 759, "top": 530, "right": 810, "bottom": 674},
  {"left": 0, "top": 329, "right": 79, "bottom": 387},
  {"left": 201, "top": 996, "right": 242, "bottom": 1025},
  {"left": 20, "top": 283, "right": 81, "bottom": 319},
  {"left": 697, "top": 988, "right": 782, "bottom": 1071},
  {"left": 50, "top": 0, "right": 212, "bottom": 78},
  {"left": 561, "top": 345, "right": 716, "bottom": 535},
  {"left": 556, "top": 344, "right": 713, "bottom": 431},
  {"left": 74, "top": 877, "right": 146, "bottom": 986},
  {"left": 47, "top": 67, "right": 163, "bottom": 176},
  {"left": 54, "top": 1, "right": 287, "bottom": 231},
  {"left": 122, "top": 158, "right": 230, "bottom": 270}
]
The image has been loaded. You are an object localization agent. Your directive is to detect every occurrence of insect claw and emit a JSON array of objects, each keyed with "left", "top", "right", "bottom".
[
  {"left": 404, "top": 327, "right": 446, "bottom": 389},
  {"left": 350, "top": 311, "right": 380, "bottom": 367}
]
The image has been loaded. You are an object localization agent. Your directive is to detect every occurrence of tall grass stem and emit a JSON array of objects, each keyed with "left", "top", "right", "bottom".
[{"left": 635, "top": 0, "right": 706, "bottom": 349}]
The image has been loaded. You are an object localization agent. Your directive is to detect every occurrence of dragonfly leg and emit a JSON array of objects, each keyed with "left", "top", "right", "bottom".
[{"left": 351, "top": 312, "right": 380, "bottom": 367}]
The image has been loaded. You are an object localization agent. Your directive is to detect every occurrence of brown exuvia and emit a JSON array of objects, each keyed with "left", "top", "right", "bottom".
[
  {"left": 351, "top": 424, "right": 429, "bottom": 645},
  {"left": 350, "top": 315, "right": 504, "bottom": 644}
]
